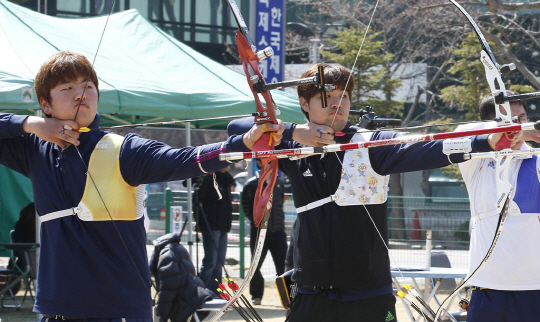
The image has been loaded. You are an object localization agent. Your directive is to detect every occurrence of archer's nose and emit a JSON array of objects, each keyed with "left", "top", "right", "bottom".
[{"left": 327, "top": 98, "right": 340, "bottom": 110}]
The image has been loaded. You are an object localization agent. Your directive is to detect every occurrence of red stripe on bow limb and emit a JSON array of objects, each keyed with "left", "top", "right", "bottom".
[{"left": 232, "top": 7, "right": 279, "bottom": 228}]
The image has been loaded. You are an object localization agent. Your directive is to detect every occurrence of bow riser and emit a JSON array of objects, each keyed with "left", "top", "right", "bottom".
[
  {"left": 494, "top": 153, "right": 513, "bottom": 210},
  {"left": 235, "top": 31, "right": 278, "bottom": 126},
  {"left": 233, "top": 17, "right": 279, "bottom": 229},
  {"left": 480, "top": 50, "right": 512, "bottom": 125},
  {"left": 252, "top": 159, "right": 278, "bottom": 227}
]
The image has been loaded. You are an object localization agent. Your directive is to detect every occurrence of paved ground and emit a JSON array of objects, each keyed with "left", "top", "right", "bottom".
[
  {"left": 0, "top": 281, "right": 287, "bottom": 322},
  {"left": 0, "top": 281, "right": 464, "bottom": 322},
  {"left": 0, "top": 244, "right": 466, "bottom": 321},
  {"left": 0, "top": 289, "right": 38, "bottom": 322}
]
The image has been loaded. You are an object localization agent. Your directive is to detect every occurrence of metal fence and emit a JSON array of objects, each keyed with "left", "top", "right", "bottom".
[
  {"left": 147, "top": 190, "right": 472, "bottom": 280},
  {"left": 387, "top": 196, "right": 471, "bottom": 248}
]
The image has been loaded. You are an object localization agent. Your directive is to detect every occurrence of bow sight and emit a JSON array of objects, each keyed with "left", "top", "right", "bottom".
[
  {"left": 250, "top": 64, "right": 335, "bottom": 118},
  {"left": 350, "top": 106, "right": 402, "bottom": 130},
  {"left": 493, "top": 90, "right": 540, "bottom": 106},
  {"left": 250, "top": 64, "right": 335, "bottom": 94}
]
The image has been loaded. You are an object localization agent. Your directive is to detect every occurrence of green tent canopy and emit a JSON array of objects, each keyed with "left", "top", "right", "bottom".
[
  {"left": 0, "top": 0, "right": 305, "bottom": 129},
  {"left": 0, "top": 166, "right": 32, "bottom": 246},
  {"left": 0, "top": 0, "right": 306, "bottom": 244}
]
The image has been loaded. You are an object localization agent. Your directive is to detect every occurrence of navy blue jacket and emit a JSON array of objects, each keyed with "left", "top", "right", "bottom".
[{"left": 0, "top": 113, "right": 246, "bottom": 318}]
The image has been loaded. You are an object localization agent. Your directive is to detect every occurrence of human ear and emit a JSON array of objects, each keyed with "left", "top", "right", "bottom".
[
  {"left": 39, "top": 97, "right": 52, "bottom": 116},
  {"left": 299, "top": 97, "right": 310, "bottom": 114}
]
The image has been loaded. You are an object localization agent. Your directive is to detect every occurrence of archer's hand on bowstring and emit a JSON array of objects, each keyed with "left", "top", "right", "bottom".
[
  {"left": 293, "top": 122, "right": 336, "bottom": 147},
  {"left": 23, "top": 116, "right": 81, "bottom": 149},
  {"left": 522, "top": 128, "right": 540, "bottom": 144},
  {"left": 487, "top": 131, "right": 524, "bottom": 151},
  {"left": 242, "top": 120, "right": 285, "bottom": 150}
]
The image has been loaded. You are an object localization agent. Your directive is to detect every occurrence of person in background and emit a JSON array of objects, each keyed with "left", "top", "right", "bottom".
[
  {"left": 196, "top": 166, "right": 236, "bottom": 295},
  {"left": 242, "top": 159, "right": 288, "bottom": 305},
  {"left": 13, "top": 202, "right": 36, "bottom": 244},
  {"left": 8, "top": 202, "right": 36, "bottom": 276}
]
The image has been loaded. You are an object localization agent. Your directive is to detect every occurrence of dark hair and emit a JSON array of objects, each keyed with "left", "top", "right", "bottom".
[
  {"left": 297, "top": 64, "right": 354, "bottom": 119},
  {"left": 35, "top": 51, "right": 99, "bottom": 117},
  {"left": 479, "top": 91, "right": 528, "bottom": 121}
]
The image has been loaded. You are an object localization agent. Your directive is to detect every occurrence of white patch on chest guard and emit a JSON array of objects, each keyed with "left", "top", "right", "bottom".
[
  {"left": 334, "top": 132, "right": 389, "bottom": 206},
  {"left": 95, "top": 140, "right": 110, "bottom": 150}
]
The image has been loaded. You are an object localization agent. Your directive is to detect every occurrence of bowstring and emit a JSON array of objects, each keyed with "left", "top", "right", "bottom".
[
  {"left": 324, "top": 0, "right": 434, "bottom": 319},
  {"left": 328, "top": 0, "right": 380, "bottom": 128},
  {"left": 328, "top": 0, "right": 405, "bottom": 276},
  {"left": 334, "top": 151, "right": 433, "bottom": 322},
  {"left": 70, "top": 0, "right": 149, "bottom": 291},
  {"left": 73, "top": 2, "right": 116, "bottom": 122}
]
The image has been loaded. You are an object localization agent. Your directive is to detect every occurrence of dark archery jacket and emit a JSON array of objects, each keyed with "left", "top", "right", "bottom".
[
  {"left": 229, "top": 118, "right": 492, "bottom": 296},
  {"left": 242, "top": 172, "right": 286, "bottom": 232},
  {"left": 196, "top": 171, "right": 235, "bottom": 232},
  {"left": 150, "top": 233, "right": 213, "bottom": 322}
]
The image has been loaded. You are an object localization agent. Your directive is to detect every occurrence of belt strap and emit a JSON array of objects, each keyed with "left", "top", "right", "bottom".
[
  {"left": 296, "top": 195, "right": 337, "bottom": 214},
  {"left": 471, "top": 286, "right": 489, "bottom": 291},
  {"left": 43, "top": 315, "right": 87, "bottom": 320},
  {"left": 40, "top": 207, "right": 82, "bottom": 223}
]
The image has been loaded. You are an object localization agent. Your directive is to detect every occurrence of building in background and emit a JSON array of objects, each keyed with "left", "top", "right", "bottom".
[{"left": 17, "top": 0, "right": 261, "bottom": 65}]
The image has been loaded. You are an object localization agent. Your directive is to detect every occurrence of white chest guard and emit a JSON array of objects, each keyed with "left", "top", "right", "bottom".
[
  {"left": 295, "top": 132, "right": 389, "bottom": 214},
  {"left": 334, "top": 132, "right": 389, "bottom": 206}
]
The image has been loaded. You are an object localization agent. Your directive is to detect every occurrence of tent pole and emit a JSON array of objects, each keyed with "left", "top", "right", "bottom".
[
  {"left": 35, "top": 109, "right": 42, "bottom": 322},
  {"left": 186, "top": 122, "right": 193, "bottom": 256}
]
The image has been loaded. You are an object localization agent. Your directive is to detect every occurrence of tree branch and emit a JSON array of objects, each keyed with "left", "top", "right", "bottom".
[{"left": 479, "top": 25, "right": 540, "bottom": 89}]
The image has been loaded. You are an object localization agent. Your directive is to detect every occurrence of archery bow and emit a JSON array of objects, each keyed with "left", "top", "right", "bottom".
[
  {"left": 207, "top": 1, "right": 280, "bottom": 320},
  {"left": 432, "top": 1, "right": 521, "bottom": 320},
  {"left": 226, "top": 0, "right": 279, "bottom": 230}
]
